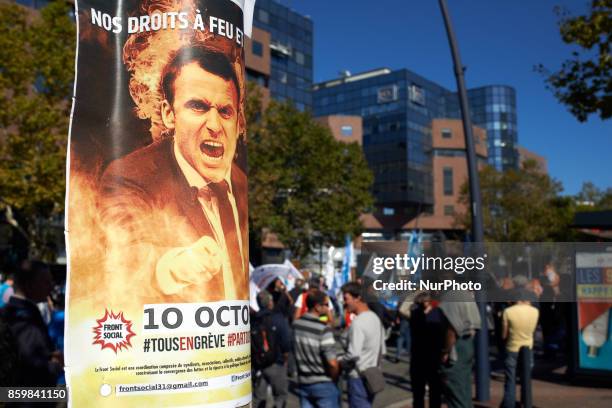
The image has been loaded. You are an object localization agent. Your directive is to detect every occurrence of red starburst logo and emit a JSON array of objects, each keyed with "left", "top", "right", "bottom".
[{"left": 92, "top": 310, "right": 136, "bottom": 353}]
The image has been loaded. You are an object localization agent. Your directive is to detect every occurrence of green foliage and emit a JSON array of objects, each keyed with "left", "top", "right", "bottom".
[
  {"left": 0, "top": 2, "right": 75, "bottom": 257},
  {"left": 247, "top": 83, "right": 374, "bottom": 260},
  {"left": 456, "top": 160, "right": 576, "bottom": 241},
  {"left": 576, "top": 181, "right": 612, "bottom": 209},
  {"left": 537, "top": 0, "right": 611, "bottom": 121}
]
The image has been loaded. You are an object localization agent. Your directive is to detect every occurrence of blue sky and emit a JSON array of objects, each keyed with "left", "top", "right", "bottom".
[{"left": 280, "top": 0, "right": 611, "bottom": 195}]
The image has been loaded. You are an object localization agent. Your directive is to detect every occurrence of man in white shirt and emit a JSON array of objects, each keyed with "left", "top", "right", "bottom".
[
  {"left": 340, "top": 281, "right": 386, "bottom": 408},
  {"left": 99, "top": 45, "right": 248, "bottom": 302}
]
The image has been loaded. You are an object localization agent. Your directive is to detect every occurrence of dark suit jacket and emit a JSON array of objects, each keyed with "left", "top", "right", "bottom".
[
  {"left": 1, "top": 297, "right": 62, "bottom": 387},
  {"left": 99, "top": 137, "right": 248, "bottom": 301}
]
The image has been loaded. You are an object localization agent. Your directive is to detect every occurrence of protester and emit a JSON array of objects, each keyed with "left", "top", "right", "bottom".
[
  {"left": 500, "top": 294, "right": 539, "bottom": 408},
  {"left": 293, "top": 289, "right": 340, "bottom": 408},
  {"left": 340, "top": 281, "right": 386, "bottom": 408},
  {"left": 1, "top": 261, "right": 63, "bottom": 387},
  {"left": 539, "top": 264, "right": 566, "bottom": 359},
  {"left": 361, "top": 278, "right": 394, "bottom": 330},
  {"left": 0, "top": 273, "right": 14, "bottom": 308},
  {"left": 393, "top": 294, "right": 412, "bottom": 363},
  {"left": 251, "top": 290, "right": 291, "bottom": 408},
  {"left": 289, "top": 278, "right": 306, "bottom": 308},
  {"left": 439, "top": 290, "right": 481, "bottom": 408},
  {"left": 293, "top": 277, "right": 334, "bottom": 324},
  {"left": 409, "top": 292, "right": 444, "bottom": 408},
  {"left": 267, "top": 278, "right": 294, "bottom": 323},
  {"left": 48, "top": 284, "right": 66, "bottom": 385}
]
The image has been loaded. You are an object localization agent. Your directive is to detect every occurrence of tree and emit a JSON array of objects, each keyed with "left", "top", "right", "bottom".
[
  {"left": 536, "top": 0, "right": 611, "bottom": 122},
  {"left": 456, "top": 160, "right": 575, "bottom": 241},
  {"left": 247, "top": 83, "right": 374, "bottom": 260},
  {"left": 576, "top": 181, "right": 612, "bottom": 209},
  {"left": 0, "top": 2, "right": 75, "bottom": 259}
]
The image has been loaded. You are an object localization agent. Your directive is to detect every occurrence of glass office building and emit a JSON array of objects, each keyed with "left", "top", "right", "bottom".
[
  {"left": 314, "top": 69, "right": 519, "bottom": 211},
  {"left": 468, "top": 86, "right": 518, "bottom": 170},
  {"left": 314, "top": 68, "right": 461, "bottom": 211},
  {"left": 14, "top": 0, "right": 50, "bottom": 7},
  {"left": 253, "top": 0, "right": 314, "bottom": 110}
]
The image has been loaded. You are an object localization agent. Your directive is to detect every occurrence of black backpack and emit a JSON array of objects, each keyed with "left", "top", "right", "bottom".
[{"left": 251, "top": 313, "right": 279, "bottom": 370}]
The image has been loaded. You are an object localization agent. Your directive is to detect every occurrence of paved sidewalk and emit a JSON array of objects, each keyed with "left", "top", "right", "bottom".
[{"left": 282, "top": 350, "right": 612, "bottom": 408}]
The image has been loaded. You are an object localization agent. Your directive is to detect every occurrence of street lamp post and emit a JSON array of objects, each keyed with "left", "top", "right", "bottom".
[{"left": 438, "top": 0, "right": 490, "bottom": 401}]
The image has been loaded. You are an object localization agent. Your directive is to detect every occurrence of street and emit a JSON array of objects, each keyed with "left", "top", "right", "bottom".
[{"left": 277, "top": 346, "right": 612, "bottom": 408}]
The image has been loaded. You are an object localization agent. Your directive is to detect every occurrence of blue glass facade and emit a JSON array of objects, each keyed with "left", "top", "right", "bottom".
[
  {"left": 15, "top": 0, "right": 50, "bottom": 8},
  {"left": 314, "top": 69, "right": 519, "bottom": 209},
  {"left": 314, "top": 69, "right": 460, "bottom": 208},
  {"left": 253, "top": 0, "right": 313, "bottom": 111},
  {"left": 468, "top": 86, "right": 518, "bottom": 171}
]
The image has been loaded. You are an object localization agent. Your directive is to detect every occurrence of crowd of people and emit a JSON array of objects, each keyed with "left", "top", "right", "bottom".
[
  {"left": 250, "top": 275, "right": 481, "bottom": 408},
  {"left": 250, "top": 267, "right": 570, "bottom": 408},
  {"left": 0, "top": 259, "right": 571, "bottom": 408}
]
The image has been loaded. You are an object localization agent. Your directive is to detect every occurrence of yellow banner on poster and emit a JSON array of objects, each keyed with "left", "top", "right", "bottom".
[
  {"left": 65, "top": 0, "right": 255, "bottom": 406},
  {"left": 577, "top": 285, "right": 612, "bottom": 301}
]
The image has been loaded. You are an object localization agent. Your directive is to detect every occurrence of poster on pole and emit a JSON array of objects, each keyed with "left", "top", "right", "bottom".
[
  {"left": 575, "top": 252, "right": 612, "bottom": 374},
  {"left": 65, "top": 0, "right": 255, "bottom": 405}
]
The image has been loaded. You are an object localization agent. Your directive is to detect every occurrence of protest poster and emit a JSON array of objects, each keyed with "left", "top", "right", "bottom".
[{"left": 65, "top": 0, "right": 255, "bottom": 405}]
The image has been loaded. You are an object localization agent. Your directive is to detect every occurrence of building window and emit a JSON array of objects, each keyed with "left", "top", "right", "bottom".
[
  {"left": 377, "top": 85, "right": 398, "bottom": 104},
  {"left": 252, "top": 41, "right": 263, "bottom": 56},
  {"left": 442, "top": 128, "right": 452, "bottom": 139},
  {"left": 383, "top": 207, "right": 395, "bottom": 216},
  {"left": 341, "top": 125, "right": 353, "bottom": 136},
  {"left": 409, "top": 84, "right": 426, "bottom": 105},
  {"left": 443, "top": 167, "right": 453, "bottom": 196},
  {"left": 444, "top": 205, "right": 455, "bottom": 216},
  {"left": 258, "top": 9, "right": 269, "bottom": 24},
  {"left": 295, "top": 51, "right": 305, "bottom": 65}
]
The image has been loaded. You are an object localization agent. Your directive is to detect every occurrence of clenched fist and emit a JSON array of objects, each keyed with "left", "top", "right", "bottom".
[{"left": 156, "top": 236, "right": 223, "bottom": 294}]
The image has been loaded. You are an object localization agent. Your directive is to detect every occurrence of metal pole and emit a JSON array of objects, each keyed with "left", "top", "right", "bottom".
[{"left": 438, "top": 0, "right": 490, "bottom": 401}]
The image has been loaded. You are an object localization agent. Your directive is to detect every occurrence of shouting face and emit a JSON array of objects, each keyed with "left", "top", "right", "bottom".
[{"left": 162, "top": 62, "right": 239, "bottom": 183}]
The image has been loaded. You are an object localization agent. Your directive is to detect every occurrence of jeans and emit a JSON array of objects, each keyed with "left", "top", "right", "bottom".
[
  {"left": 296, "top": 382, "right": 339, "bottom": 408},
  {"left": 253, "top": 363, "right": 288, "bottom": 408},
  {"left": 347, "top": 377, "right": 374, "bottom": 408},
  {"left": 395, "top": 319, "right": 411, "bottom": 359},
  {"left": 501, "top": 348, "right": 532, "bottom": 408}
]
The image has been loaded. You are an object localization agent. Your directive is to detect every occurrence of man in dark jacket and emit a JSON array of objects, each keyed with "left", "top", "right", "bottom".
[
  {"left": 252, "top": 290, "right": 291, "bottom": 408},
  {"left": 98, "top": 45, "right": 249, "bottom": 303},
  {"left": 2, "top": 261, "right": 63, "bottom": 387}
]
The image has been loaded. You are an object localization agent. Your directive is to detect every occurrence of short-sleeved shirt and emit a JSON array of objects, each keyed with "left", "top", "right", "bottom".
[
  {"left": 503, "top": 303, "right": 539, "bottom": 352},
  {"left": 293, "top": 313, "right": 337, "bottom": 384}
]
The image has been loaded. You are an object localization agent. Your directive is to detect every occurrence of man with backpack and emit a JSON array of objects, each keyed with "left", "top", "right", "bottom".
[{"left": 251, "top": 290, "right": 291, "bottom": 408}]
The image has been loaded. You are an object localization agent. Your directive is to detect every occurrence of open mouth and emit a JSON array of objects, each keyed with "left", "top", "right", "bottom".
[{"left": 200, "top": 141, "right": 224, "bottom": 159}]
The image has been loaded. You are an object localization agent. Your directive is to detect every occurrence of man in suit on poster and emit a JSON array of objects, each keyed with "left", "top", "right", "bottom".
[{"left": 99, "top": 45, "right": 248, "bottom": 302}]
